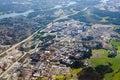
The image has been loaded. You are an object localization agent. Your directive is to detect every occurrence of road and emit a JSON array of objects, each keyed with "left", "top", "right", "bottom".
[
  {"left": 53, "top": 10, "right": 80, "bottom": 22},
  {"left": 0, "top": 29, "right": 40, "bottom": 58}
]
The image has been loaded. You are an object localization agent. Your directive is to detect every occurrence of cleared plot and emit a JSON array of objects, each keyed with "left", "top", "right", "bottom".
[{"left": 91, "top": 49, "right": 108, "bottom": 58}]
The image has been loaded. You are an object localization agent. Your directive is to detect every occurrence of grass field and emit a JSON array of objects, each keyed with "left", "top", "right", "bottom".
[
  {"left": 54, "top": 68, "right": 82, "bottom": 80},
  {"left": 100, "top": 17, "right": 109, "bottom": 23},
  {"left": 110, "top": 40, "right": 120, "bottom": 53},
  {"left": 89, "top": 44, "right": 120, "bottom": 80}
]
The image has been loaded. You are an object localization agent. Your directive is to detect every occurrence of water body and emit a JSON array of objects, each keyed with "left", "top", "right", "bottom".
[
  {"left": 51, "top": 1, "right": 77, "bottom": 10},
  {"left": 51, "top": 5, "right": 63, "bottom": 10},
  {"left": 0, "top": 10, "right": 34, "bottom": 19},
  {"left": 100, "top": 0, "right": 109, "bottom": 3},
  {"left": 67, "top": 1, "right": 77, "bottom": 7}
]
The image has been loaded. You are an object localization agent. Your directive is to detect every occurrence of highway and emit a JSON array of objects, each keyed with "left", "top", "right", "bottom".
[{"left": 0, "top": 29, "right": 40, "bottom": 58}]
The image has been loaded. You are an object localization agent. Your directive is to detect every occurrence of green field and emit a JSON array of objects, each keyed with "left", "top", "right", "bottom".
[
  {"left": 110, "top": 40, "right": 120, "bottom": 53},
  {"left": 88, "top": 44, "right": 120, "bottom": 80},
  {"left": 54, "top": 68, "right": 82, "bottom": 80},
  {"left": 0, "top": 12, "right": 4, "bottom": 15}
]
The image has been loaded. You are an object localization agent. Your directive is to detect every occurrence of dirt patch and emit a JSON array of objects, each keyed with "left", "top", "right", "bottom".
[{"left": 92, "top": 53, "right": 101, "bottom": 58}]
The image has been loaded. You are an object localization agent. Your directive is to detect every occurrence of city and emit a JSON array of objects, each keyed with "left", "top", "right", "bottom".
[{"left": 0, "top": 0, "right": 120, "bottom": 80}]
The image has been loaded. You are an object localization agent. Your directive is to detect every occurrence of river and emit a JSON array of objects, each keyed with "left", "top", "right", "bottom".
[
  {"left": 0, "top": 1, "right": 77, "bottom": 19},
  {"left": 0, "top": 10, "right": 34, "bottom": 19}
]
